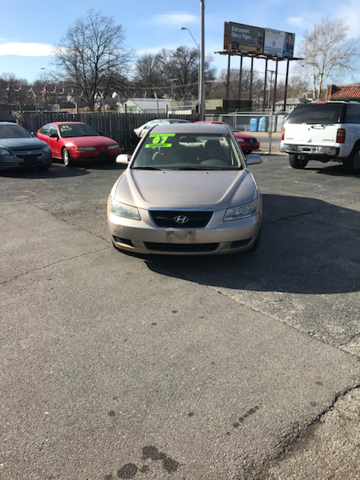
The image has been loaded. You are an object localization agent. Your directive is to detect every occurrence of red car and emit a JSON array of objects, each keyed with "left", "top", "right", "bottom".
[
  {"left": 36, "top": 122, "right": 122, "bottom": 167},
  {"left": 194, "top": 121, "right": 260, "bottom": 155}
]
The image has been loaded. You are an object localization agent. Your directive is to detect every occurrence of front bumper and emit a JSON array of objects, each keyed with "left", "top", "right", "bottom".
[
  {"left": 0, "top": 152, "right": 52, "bottom": 170},
  {"left": 70, "top": 148, "right": 122, "bottom": 162},
  {"left": 108, "top": 203, "right": 262, "bottom": 255}
]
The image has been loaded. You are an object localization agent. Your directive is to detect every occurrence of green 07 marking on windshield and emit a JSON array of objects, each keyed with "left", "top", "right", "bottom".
[{"left": 145, "top": 133, "right": 176, "bottom": 148}]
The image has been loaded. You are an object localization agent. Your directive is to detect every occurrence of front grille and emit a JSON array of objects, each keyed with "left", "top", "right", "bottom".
[
  {"left": 13, "top": 147, "right": 43, "bottom": 155},
  {"left": 144, "top": 242, "right": 219, "bottom": 253},
  {"left": 17, "top": 154, "right": 41, "bottom": 165},
  {"left": 248, "top": 139, "right": 257, "bottom": 145},
  {"left": 98, "top": 151, "right": 110, "bottom": 159},
  {"left": 150, "top": 210, "right": 213, "bottom": 228}
]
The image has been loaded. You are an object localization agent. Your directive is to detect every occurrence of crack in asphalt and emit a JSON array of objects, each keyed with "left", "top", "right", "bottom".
[{"left": 1, "top": 247, "right": 109, "bottom": 286}]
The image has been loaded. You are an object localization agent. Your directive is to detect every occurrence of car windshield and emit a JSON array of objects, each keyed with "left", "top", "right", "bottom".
[
  {"left": 59, "top": 124, "right": 99, "bottom": 138},
  {"left": 132, "top": 133, "right": 243, "bottom": 170},
  {"left": 286, "top": 103, "right": 342, "bottom": 125},
  {"left": 0, "top": 124, "right": 32, "bottom": 139}
]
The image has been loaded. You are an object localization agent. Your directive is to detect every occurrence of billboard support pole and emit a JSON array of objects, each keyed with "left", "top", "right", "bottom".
[
  {"left": 273, "top": 59, "right": 278, "bottom": 111},
  {"left": 263, "top": 58, "right": 268, "bottom": 112},
  {"left": 249, "top": 56, "right": 254, "bottom": 107},
  {"left": 284, "top": 58, "right": 290, "bottom": 112},
  {"left": 226, "top": 53, "right": 231, "bottom": 111},
  {"left": 238, "top": 55, "right": 243, "bottom": 105}
]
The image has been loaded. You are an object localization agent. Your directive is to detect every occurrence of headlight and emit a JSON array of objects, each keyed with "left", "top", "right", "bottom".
[
  {"left": 73, "top": 146, "right": 96, "bottom": 151},
  {"left": 43, "top": 145, "right": 51, "bottom": 153},
  {"left": 110, "top": 197, "right": 140, "bottom": 220},
  {"left": 237, "top": 138, "right": 244, "bottom": 143},
  {"left": 0, "top": 147, "right": 11, "bottom": 156},
  {"left": 108, "top": 144, "right": 119, "bottom": 150},
  {"left": 223, "top": 199, "right": 258, "bottom": 221}
]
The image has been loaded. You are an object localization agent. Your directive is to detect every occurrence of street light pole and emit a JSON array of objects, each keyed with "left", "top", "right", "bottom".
[{"left": 181, "top": 26, "right": 200, "bottom": 116}]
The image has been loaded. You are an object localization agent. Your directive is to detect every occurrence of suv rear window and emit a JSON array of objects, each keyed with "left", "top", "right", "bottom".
[
  {"left": 345, "top": 104, "right": 360, "bottom": 123},
  {"left": 286, "top": 103, "right": 343, "bottom": 125}
]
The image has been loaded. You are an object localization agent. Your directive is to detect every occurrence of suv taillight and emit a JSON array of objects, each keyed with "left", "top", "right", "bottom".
[
  {"left": 336, "top": 128, "right": 346, "bottom": 143},
  {"left": 281, "top": 127, "right": 285, "bottom": 141}
]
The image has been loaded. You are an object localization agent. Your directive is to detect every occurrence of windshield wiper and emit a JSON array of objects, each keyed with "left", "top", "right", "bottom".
[{"left": 132, "top": 166, "right": 163, "bottom": 170}]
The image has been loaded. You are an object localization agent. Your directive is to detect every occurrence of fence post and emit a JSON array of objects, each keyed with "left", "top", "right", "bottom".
[{"left": 269, "top": 106, "right": 273, "bottom": 155}]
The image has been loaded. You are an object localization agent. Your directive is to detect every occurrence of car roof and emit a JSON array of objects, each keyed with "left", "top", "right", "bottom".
[
  {"left": 145, "top": 118, "right": 191, "bottom": 124},
  {"left": 0, "top": 122, "right": 22, "bottom": 126},
  {"left": 43, "top": 122, "right": 86, "bottom": 126},
  {"left": 150, "top": 123, "right": 229, "bottom": 134}
]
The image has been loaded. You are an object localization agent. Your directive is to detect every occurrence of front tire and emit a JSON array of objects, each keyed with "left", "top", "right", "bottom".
[
  {"left": 289, "top": 154, "right": 308, "bottom": 169},
  {"left": 343, "top": 146, "right": 360, "bottom": 174},
  {"left": 62, "top": 148, "right": 73, "bottom": 167}
]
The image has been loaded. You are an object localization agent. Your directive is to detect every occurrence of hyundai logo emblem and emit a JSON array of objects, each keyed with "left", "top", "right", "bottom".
[{"left": 174, "top": 215, "right": 189, "bottom": 224}]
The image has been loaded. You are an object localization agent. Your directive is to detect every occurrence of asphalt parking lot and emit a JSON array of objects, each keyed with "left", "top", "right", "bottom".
[{"left": 1, "top": 154, "right": 359, "bottom": 479}]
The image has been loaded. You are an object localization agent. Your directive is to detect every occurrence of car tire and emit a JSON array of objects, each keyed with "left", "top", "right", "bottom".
[
  {"left": 62, "top": 148, "right": 73, "bottom": 167},
  {"left": 343, "top": 146, "right": 360, "bottom": 174},
  {"left": 289, "top": 154, "right": 308, "bottom": 169},
  {"left": 38, "top": 163, "right": 51, "bottom": 172}
]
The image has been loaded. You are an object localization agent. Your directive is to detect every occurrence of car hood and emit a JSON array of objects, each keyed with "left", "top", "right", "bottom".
[
  {"left": 62, "top": 136, "right": 117, "bottom": 146},
  {"left": 0, "top": 137, "right": 45, "bottom": 149},
  {"left": 114, "top": 169, "right": 258, "bottom": 210},
  {"left": 233, "top": 132, "right": 257, "bottom": 141}
]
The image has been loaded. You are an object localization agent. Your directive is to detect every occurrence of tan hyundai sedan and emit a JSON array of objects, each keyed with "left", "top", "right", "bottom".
[{"left": 108, "top": 122, "right": 262, "bottom": 255}]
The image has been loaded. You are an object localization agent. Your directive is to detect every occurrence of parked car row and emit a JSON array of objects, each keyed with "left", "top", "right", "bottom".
[{"left": 0, "top": 117, "right": 261, "bottom": 172}]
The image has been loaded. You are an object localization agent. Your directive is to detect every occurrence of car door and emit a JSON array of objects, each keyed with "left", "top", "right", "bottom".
[
  {"left": 37, "top": 125, "right": 50, "bottom": 144},
  {"left": 48, "top": 125, "right": 61, "bottom": 158}
]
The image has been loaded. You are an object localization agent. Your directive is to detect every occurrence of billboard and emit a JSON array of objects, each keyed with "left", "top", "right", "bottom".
[
  {"left": 224, "top": 22, "right": 264, "bottom": 54},
  {"left": 224, "top": 22, "right": 295, "bottom": 58},
  {"left": 264, "top": 29, "right": 295, "bottom": 57}
]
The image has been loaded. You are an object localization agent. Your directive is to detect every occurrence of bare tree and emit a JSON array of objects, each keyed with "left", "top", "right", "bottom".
[
  {"left": 133, "top": 54, "right": 163, "bottom": 97},
  {"left": 132, "top": 47, "right": 215, "bottom": 100},
  {"left": 0, "top": 73, "right": 29, "bottom": 107},
  {"left": 159, "top": 46, "right": 215, "bottom": 100},
  {"left": 299, "top": 17, "right": 359, "bottom": 99},
  {"left": 53, "top": 9, "right": 132, "bottom": 111}
]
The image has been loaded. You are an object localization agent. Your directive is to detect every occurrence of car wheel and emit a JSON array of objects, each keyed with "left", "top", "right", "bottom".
[
  {"left": 38, "top": 163, "right": 51, "bottom": 172},
  {"left": 247, "top": 231, "right": 261, "bottom": 252},
  {"left": 289, "top": 154, "right": 308, "bottom": 169},
  {"left": 62, "top": 148, "right": 73, "bottom": 167},
  {"left": 343, "top": 146, "right": 360, "bottom": 174}
]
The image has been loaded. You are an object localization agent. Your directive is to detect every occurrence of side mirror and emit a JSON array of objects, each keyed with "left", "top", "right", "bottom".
[
  {"left": 246, "top": 154, "right": 263, "bottom": 166},
  {"left": 116, "top": 154, "right": 131, "bottom": 165},
  {"left": 31, "top": 132, "right": 37, "bottom": 137},
  {"left": 49, "top": 133, "right": 59, "bottom": 139}
]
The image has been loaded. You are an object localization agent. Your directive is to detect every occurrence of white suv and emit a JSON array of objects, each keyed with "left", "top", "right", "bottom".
[{"left": 280, "top": 101, "right": 360, "bottom": 174}]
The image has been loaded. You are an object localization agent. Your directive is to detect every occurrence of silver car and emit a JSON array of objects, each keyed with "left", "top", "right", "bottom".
[
  {"left": 134, "top": 118, "right": 191, "bottom": 138},
  {"left": 108, "top": 123, "right": 262, "bottom": 255}
]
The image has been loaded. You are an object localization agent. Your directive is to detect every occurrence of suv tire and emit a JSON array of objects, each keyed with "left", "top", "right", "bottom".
[
  {"left": 343, "top": 146, "right": 360, "bottom": 175},
  {"left": 289, "top": 154, "right": 309, "bottom": 169}
]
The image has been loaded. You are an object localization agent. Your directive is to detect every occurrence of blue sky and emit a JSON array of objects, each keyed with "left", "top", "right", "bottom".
[{"left": 0, "top": 0, "right": 359, "bottom": 85}]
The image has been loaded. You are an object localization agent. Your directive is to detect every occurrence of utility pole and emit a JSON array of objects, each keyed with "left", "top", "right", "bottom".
[{"left": 199, "top": 0, "right": 205, "bottom": 120}]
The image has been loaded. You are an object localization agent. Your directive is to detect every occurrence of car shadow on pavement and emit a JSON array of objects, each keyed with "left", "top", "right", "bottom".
[
  {"left": 1, "top": 161, "right": 126, "bottom": 179},
  {"left": 0, "top": 163, "right": 90, "bottom": 179},
  {"left": 144, "top": 194, "right": 360, "bottom": 296}
]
